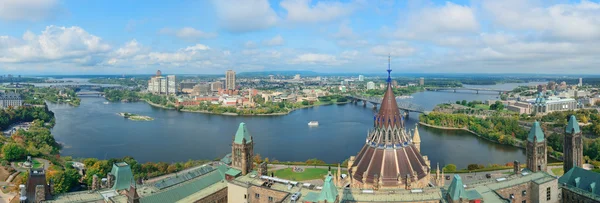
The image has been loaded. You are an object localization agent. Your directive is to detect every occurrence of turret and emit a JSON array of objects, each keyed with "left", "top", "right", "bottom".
[{"left": 413, "top": 124, "right": 421, "bottom": 152}]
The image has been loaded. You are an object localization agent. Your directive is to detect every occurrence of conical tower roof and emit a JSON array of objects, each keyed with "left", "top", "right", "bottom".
[
  {"left": 374, "top": 56, "right": 403, "bottom": 129},
  {"left": 350, "top": 56, "right": 429, "bottom": 188}
]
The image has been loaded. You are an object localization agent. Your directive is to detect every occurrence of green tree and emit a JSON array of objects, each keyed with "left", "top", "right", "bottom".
[
  {"left": 444, "top": 164, "right": 457, "bottom": 172},
  {"left": 2, "top": 143, "right": 26, "bottom": 161},
  {"left": 51, "top": 168, "right": 81, "bottom": 194},
  {"left": 301, "top": 100, "right": 309, "bottom": 106}
]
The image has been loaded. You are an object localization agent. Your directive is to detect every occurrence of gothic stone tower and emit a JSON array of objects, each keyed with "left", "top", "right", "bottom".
[
  {"left": 526, "top": 121, "right": 547, "bottom": 172},
  {"left": 232, "top": 122, "right": 254, "bottom": 175},
  {"left": 564, "top": 115, "right": 583, "bottom": 173}
]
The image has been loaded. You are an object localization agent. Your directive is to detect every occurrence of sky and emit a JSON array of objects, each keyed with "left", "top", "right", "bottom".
[{"left": 1, "top": 0, "right": 600, "bottom": 75}]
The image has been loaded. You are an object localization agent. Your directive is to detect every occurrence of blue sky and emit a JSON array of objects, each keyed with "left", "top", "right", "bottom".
[{"left": 1, "top": 0, "right": 600, "bottom": 75}]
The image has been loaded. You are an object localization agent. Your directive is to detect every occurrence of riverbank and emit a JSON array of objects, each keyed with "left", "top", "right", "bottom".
[
  {"left": 143, "top": 98, "right": 350, "bottom": 116},
  {"left": 419, "top": 122, "right": 524, "bottom": 149}
]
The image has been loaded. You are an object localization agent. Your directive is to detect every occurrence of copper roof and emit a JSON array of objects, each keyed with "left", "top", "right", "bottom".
[{"left": 350, "top": 60, "right": 428, "bottom": 187}]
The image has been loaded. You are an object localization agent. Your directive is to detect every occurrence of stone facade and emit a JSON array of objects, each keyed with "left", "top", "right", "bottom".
[
  {"left": 561, "top": 187, "right": 598, "bottom": 203},
  {"left": 494, "top": 178, "right": 559, "bottom": 203},
  {"left": 226, "top": 182, "right": 248, "bottom": 203},
  {"left": 527, "top": 139, "right": 547, "bottom": 172},
  {"left": 564, "top": 127, "right": 583, "bottom": 173},
  {"left": 247, "top": 185, "right": 289, "bottom": 203},
  {"left": 232, "top": 138, "right": 253, "bottom": 175},
  {"left": 196, "top": 187, "right": 227, "bottom": 203}
]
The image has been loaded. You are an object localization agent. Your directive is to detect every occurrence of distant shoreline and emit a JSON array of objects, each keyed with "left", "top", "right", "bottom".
[
  {"left": 142, "top": 99, "right": 350, "bottom": 116},
  {"left": 418, "top": 121, "right": 524, "bottom": 149}
]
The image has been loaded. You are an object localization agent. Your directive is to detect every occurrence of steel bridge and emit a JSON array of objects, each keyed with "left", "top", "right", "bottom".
[
  {"left": 346, "top": 95, "right": 428, "bottom": 117},
  {"left": 425, "top": 87, "right": 509, "bottom": 94}
]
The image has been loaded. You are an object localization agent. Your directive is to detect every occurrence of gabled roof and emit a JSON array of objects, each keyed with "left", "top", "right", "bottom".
[
  {"left": 566, "top": 115, "right": 581, "bottom": 134},
  {"left": 448, "top": 174, "right": 468, "bottom": 200},
  {"left": 318, "top": 175, "right": 339, "bottom": 202},
  {"left": 527, "top": 121, "right": 545, "bottom": 142},
  {"left": 559, "top": 167, "right": 600, "bottom": 197},
  {"left": 234, "top": 122, "right": 252, "bottom": 144},
  {"left": 111, "top": 162, "right": 134, "bottom": 191}
]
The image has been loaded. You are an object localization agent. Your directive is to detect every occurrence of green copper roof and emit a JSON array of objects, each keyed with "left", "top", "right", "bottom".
[
  {"left": 566, "top": 115, "right": 581, "bottom": 134},
  {"left": 140, "top": 165, "right": 227, "bottom": 203},
  {"left": 318, "top": 175, "right": 339, "bottom": 202},
  {"left": 225, "top": 168, "right": 241, "bottom": 177},
  {"left": 234, "top": 122, "right": 252, "bottom": 144},
  {"left": 527, "top": 121, "right": 545, "bottom": 142},
  {"left": 448, "top": 174, "right": 468, "bottom": 200},
  {"left": 111, "top": 162, "right": 134, "bottom": 191},
  {"left": 559, "top": 167, "right": 600, "bottom": 197}
]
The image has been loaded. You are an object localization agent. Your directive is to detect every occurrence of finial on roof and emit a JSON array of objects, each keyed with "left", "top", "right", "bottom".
[{"left": 387, "top": 54, "right": 392, "bottom": 83}]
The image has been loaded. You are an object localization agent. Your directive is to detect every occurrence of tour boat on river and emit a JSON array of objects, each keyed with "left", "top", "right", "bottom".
[{"left": 308, "top": 121, "right": 319, "bottom": 126}]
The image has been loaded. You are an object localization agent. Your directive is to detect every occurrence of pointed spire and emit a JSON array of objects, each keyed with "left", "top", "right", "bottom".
[
  {"left": 566, "top": 115, "right": 581, "bottom": 134},
  {"left": 387, "top": 54, "right": 392, "bottom": 83},
  {"left": 528, "top": 121, "right": 545, "bottom": 142},
  {"left": 413, "top": 124, "right": 421, "bottom": 143}
]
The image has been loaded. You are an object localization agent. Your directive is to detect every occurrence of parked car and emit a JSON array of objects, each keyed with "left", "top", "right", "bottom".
[
  {"left": 486, "top": 173, "right": 492, "bottom": 178},
  {"left": 291, "top": 192, "right": 302, "bottom": 202}
]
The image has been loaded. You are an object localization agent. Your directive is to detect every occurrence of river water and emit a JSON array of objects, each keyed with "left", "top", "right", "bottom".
[{"left": 48, "top": 82, "right": 544, "bottom": 168}]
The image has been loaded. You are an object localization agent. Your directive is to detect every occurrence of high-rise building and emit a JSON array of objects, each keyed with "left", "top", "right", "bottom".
[
  {"left": 226, "top": 70, "right": 236, "bottom": 90},
  {"left": 293, "top": 74, "right": 301, "bottom": 80},
  {"left": 147, "top": 70, "right": 176, "bottom": 95},
  {"left": 358, "top": 75, "right": 364, "bottom": 81},
  {"left": 167, "top": 75, "right": 176, "bottom": 94},
  {"left": 366, "top": 81, "right": 375, "bottom": 90},
  {"left": 210, "top": 81, "right": 223, "bottom": 92},
  {"left": 578, "top": 78, "right": 583, "bottom": 87},
  {"left": 419, "top": 77, "right": 424, "bottom": 86},
  {"left": 564, "top": 115, "right": 583, "bottom": 173},
  {"left": 526, "top": 121, "right": 547, "bottom": 172},
  {"left": 231, "top": 123, "right": 253, "bottom": 175}
]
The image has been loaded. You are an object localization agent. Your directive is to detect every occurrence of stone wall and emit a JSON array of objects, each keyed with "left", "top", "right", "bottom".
[
  {"left": 533, "top": 178, "right": 559, "bottom": 203},
  {"left": 247, "top": 185, "right": 290, "bottom": 203},
  {"left": 495, "top": 182, "right": 531, "bottom": 203},
  {"left": 227, "top": 182, "right": 248, "bottom": 203},
  {"left": 196, "top": 187, "right": 227, "bottom": 203},
  {"left": 561, "top": 188, "right": 598, "bottom": 203}
]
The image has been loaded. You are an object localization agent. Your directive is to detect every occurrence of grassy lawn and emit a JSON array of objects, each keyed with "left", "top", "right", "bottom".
[
  {"left": 17, "top": 159, "right": 42, "bottom": 169},
  {"left": 551, "top": 168, "right": 564, "bottom": 176},
  {"left": 273, "top": 168, "right": 345, "bottom": 181},
  {"left": 474, "top": 104, "right": 490, "bottom": 110}
]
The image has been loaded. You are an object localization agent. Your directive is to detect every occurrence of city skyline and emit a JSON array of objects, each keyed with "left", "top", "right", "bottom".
[{"left": 1, "top": 0, "right": 600, "bottom": 75}]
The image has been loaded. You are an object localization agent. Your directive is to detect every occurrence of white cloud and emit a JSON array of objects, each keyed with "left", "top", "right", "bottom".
[
  {"left": 482, "top": 0, "right": 600, "bottom": 41},
  {"left": 159, "top": 27, "right": 217, "bottom": 41},
  {"left": 263, "top": 35, "right": 284, "bottom": 46},
  {"left": 370, "top": 42, "right": 416, "bottom": 57},
  {"left": 114, "top": 40, "right": 143, "bottom": 58},
  {"left": 0, "top": 0, "right": 61, "bottom": 22},
  {"left": 211, "top": 0, "right": 279, "bottom": 32},
  {"left": 290, "top": 53, "right": 343, "bottom": 65},
  {"left": 245, "top": 41, "right": 257, "bottom": 48},
  {"left": 395, "top": 2, "right": 478, "bottom": 39},
  {"left": 280, "top": 0, "right": 363, "bottom": 23},
  {"left": 0, "top": 26, "right": 111, "bottom": 63}
]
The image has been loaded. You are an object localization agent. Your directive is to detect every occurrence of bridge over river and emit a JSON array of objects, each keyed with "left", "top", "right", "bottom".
[
  {"left": 346, "top": 95, "right": 429, "bottom": 118},
  {"left": 425, "top": 87, "right": 510, "bottom": 94}
]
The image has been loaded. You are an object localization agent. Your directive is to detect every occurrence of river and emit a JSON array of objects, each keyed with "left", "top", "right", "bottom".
[{"left": 48, "top": 82, "right": 545, "bottom": 168}]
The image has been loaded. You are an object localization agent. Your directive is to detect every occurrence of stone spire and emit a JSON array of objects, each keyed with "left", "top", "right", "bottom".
[
  {"left": 436, "top": 163, "right": 440, "bottom": 186},
  {"left": 413, "top": 124, "right": 421, "bottom": 152},
  {"left": 337, "top": 163, "right": 342, "bottom": 186}
]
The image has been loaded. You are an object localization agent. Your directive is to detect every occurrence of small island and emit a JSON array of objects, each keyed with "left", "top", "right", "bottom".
[{"left": 118, "top": 112, "right": 154, "bottom": 121}]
